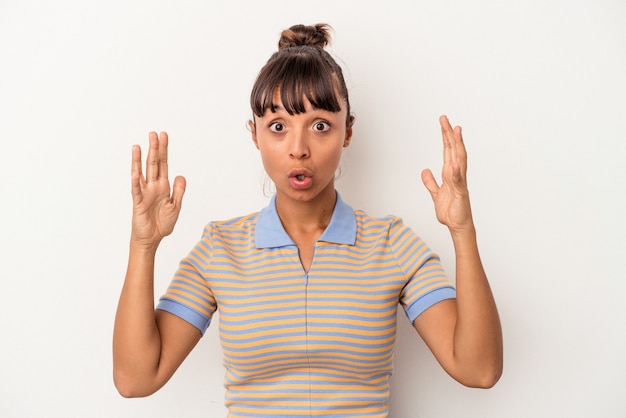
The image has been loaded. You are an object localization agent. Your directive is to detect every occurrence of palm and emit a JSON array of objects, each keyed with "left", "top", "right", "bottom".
[
  {"left": 422, "top": 116, "right": 474, "bottom": 234},
  {"left": 131, "top": 132, "right": 186, "bottom": 249}
]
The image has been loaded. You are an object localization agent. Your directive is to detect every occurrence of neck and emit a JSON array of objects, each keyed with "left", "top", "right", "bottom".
[{"left": 275, "top": 189, "right": 337, "bottom": 236}]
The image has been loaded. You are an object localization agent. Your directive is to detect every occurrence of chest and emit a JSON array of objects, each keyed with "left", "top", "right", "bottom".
[{"left": 206, "top": 243, "right": 407, "bottom": 378}]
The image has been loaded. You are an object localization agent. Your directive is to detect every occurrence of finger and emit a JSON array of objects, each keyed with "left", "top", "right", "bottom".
[
  {"left": 450, "top": 161, "right": 464, "bottom": 186},
  {"left": 439, "top": 115, "right": 456, "bottom": 165},
  {"left": 131, "top": 143, "right": 143, "bottom": 178},
  {"left": 131, "top": 144, "right": 143, "bottom": 202},
  {"left": 158, "top": 132, "right": 169, "bottom": 181},
  {"left": 171, "top": 175, "right": 187, "bottom": 208},
  {"left": 453, "top": 125, "right": 468, "bottom": 177},
  {"left": 145, "top": 131, "right": 159, "bottom": 182},
  {"left": 421, "top": 168, "right": 439, "bottom": 200}
]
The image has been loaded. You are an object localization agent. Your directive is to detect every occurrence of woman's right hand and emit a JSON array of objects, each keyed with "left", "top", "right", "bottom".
[{"left": 130, "top": 132, "right": 186, "bottom": 251}]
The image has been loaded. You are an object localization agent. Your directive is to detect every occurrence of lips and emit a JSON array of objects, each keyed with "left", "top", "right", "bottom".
[
  {"left": 288, "top": 167, "right": 312, "bottom": 178},
  {"left": 288, "top": 168, "right": 313, "bottom": 189}
]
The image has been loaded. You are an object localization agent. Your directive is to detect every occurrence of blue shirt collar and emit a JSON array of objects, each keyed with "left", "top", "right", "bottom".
[{"left": 255, "top": 191, "right": 357, "bottom": 248}]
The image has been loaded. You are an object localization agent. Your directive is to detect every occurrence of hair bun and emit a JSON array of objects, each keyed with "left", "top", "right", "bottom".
[{"left": 278, "top": 23, "right": 332, "bottom": 50}]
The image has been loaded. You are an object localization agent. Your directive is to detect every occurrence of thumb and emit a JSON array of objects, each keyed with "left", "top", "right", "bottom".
[
  {"left": 421, "top": 169, "right": 439, "bottom": 200},
  {"left": 172, "top": 175, "right": 187, "bottom": 208}
]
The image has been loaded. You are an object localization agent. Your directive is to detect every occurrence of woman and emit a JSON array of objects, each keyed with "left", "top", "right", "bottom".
[{"left": 113, "top": 23, "right": 502, "bottom": 417}]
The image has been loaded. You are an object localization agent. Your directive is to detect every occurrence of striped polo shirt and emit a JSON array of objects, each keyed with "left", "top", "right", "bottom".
[{"left": 157, "top": 192, "right": 456, "bottom": 417}]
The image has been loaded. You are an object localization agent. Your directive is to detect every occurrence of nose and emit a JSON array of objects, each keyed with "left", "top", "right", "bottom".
[{"left": 289, "top": 130, "right": 310, "bottom": 159}]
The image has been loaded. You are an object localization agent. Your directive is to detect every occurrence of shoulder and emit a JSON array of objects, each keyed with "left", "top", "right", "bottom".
[
  {"left": 200, "top": 211, "right": 261, "bottom": 240},
  {"left": 353, "top": 209, "right": 431, "bottom": 252},
  {"left": 211, "top": 211, "right": 259, "bottom": 229},
  {"left": 353, "top": 209, "right": 409, "bottom": 236}
]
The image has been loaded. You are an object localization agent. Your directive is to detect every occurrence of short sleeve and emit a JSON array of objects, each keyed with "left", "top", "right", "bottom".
[
  {"left": 156, "top": 224, "right": 218, "bottom": 335},
  {"left": 388, "top": 217, "right": 456, "bottom": 323}
]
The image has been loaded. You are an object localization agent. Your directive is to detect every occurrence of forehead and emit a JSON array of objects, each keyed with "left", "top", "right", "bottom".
[{"left": 261, "top": 86, "right": 345, "bottom": 115}]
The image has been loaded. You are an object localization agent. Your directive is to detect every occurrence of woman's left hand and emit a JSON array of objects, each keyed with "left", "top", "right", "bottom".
[{"left": 421, "top": 115, "right": 474, "bottom": 235}]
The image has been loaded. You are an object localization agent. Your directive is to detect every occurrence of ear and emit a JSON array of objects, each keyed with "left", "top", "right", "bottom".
[
  {"left": 248, "top": 119, "right": 259, "bottom": 149},
  {"left": 343, "top": 128, "right": 352, "bottom": 148},
  {"left": 343, "top": 115, "right": 355, "bottom": 148}
]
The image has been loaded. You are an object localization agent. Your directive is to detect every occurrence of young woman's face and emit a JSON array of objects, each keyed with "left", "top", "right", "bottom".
[{"left": 250, "top": 92, "right": 352, "bottom": 206}]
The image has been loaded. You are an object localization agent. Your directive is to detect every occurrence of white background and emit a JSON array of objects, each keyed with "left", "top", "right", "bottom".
[{"left": 1, "top": 0, "right": 625, "bottom": 417}]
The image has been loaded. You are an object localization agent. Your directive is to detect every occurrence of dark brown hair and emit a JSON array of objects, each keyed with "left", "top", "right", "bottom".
[{"left": 250, "top": 23, "right": 353, "bottom": 126}]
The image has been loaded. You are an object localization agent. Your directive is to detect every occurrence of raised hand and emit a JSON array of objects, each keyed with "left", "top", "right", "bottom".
[
  {"left": 417, "top": 117, "right": 503, "bottom": 388},
  {"left": 130, "top": 132, "right": 186, "bottom": 250},
  {"left": 421, "top": 115, "right": 474, "bottom": 235}
]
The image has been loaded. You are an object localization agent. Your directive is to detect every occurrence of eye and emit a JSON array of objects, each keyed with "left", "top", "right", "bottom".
[
  {"left": 313, "top": 121, "right": 330, "bottom": 132},
  {"left": 268, "top": 122, "right": 285, "bottom": 133}
]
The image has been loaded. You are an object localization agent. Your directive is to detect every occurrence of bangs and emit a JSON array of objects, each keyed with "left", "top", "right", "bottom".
[{"left": 251, "top": 50, "right": 343, "bottom": 117}]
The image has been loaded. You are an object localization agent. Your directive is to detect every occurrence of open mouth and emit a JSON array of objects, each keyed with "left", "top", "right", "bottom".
[{"left": 295, "top": 174, "right": 305, "bottom": 181}]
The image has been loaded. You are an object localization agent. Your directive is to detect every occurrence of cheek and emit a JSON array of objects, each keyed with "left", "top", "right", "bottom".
[
  {"left": 320, "top": 145, "right": 344, "bottom": 170},
  {"left": 258, "top": 151, "right": 272, "bottom": 169},
  {"left": 257, "top": 146, "right": 280, "bottom": 173}
]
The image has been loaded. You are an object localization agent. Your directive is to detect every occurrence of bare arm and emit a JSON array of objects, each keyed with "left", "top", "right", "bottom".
[
  {"left": 414, "top": 116, "right": 503, "bottom": 388},
  {"left": 113, "top": 132, "right": 201, "bottom": 397}
]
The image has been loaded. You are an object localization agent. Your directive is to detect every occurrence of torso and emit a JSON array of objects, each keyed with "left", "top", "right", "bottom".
[
  {"left": 158, "top": 200, "right": 455, "bottom": 417},
  {"left": 287, "top": 228, "right": 323, "bottom": 273},
  {"left": 295, "top": 242, "right": 315, "bottom": 272}
]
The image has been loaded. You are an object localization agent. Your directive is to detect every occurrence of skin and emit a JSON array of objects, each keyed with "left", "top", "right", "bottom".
[
  {"left": 113, "top": 132, "right": 200, "bottom": 397},
  {"left": 416, "top": 117, "right": 503, "bottom": 388},
  {"left": 113, "top": 98, "right": 502, "bottom": 398},
  {"left": 247, "top": 93, "right": 353, "bottom": 272}
]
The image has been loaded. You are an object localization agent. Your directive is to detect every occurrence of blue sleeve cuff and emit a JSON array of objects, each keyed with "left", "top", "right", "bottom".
[
  {"left": 156, "top": 298, "right": 212, "bottom": 335},
  {"left": 404, "top": 287, "right": 457, "bottom": 324}
]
